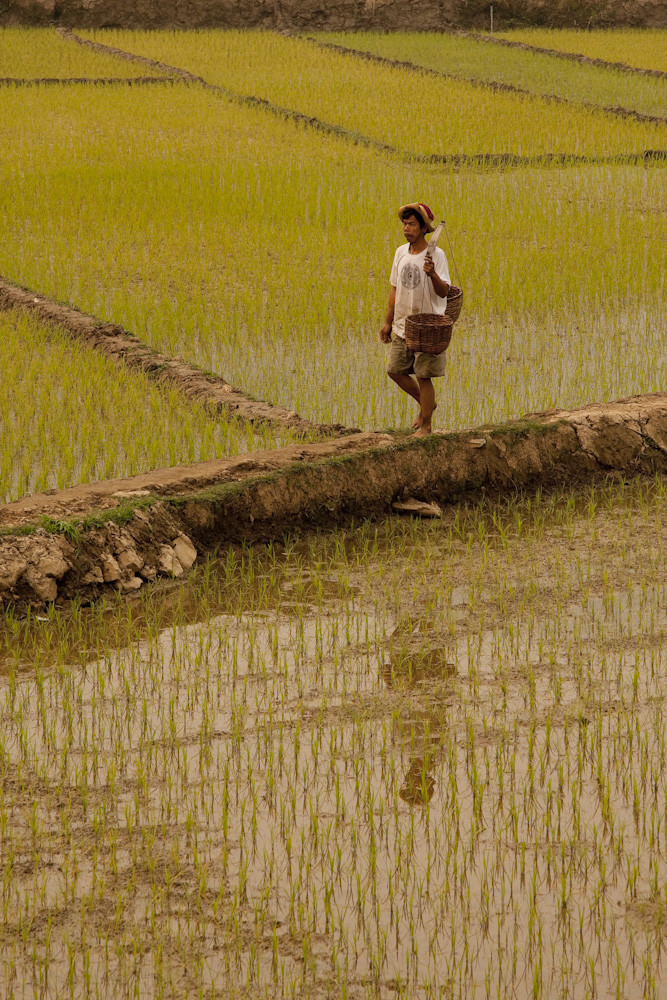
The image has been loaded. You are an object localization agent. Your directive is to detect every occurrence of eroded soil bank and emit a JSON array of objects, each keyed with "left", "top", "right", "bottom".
[
  {"left": 1, "top": 393, "right": 666, "bottom": 612},
  {"left": 0, "top": 276, "right": 349, "bottom": 439},
  {"left": 4, "top": 0, "right": 666, "bottom": 29}
]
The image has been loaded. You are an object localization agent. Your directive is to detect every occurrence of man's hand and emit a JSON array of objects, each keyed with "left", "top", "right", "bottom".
[
  {"left": 380, "top": 322, "right": 392, "bottom": 344},
  {"left": 423, "top": 257, "right": 450, "bottom": 297}
]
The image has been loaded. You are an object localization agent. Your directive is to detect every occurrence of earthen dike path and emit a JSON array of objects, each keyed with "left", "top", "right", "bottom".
[{"left": 1, "top": 275, "right": 667, "bottom": 613}]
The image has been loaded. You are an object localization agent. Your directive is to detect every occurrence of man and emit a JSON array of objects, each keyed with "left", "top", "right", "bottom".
[{"left": 379, "top": 202, "right": 451, "bottom": 437}]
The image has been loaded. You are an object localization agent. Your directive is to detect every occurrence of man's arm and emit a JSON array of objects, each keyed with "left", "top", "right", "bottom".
[
  {"left": 423, "top": 257, "right": 450, "bottom": 298},
  {"left": 380, "top": 286, "right": 396, "bottom": 343}
]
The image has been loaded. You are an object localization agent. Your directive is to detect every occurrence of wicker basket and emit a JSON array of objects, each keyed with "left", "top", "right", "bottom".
[
  {"left": 404, "top": 313, "right": 453, "bottom": 355},
  {"left": 445, "top": 285, "right": 463, "bottom": 323}
]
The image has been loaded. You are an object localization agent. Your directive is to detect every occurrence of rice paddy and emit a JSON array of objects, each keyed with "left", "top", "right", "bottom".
[
  {"left": 0, "top": 27, "right": 168, "bottom": 78},
  {"left": 3, "top": 477, "right": 667, "bottom": 997},
  {"left": 1, "top": 24, "right": 667, "bottom": 999},
  {"left": 494, "top": 28, "right": 667, "bottom": 73},
  {"left": 78, "top": 29, "right": 665, "bottom": 158},
  {"left": 0, "top": 307, "right": 303, "bottom": 503},
  {"left": 1, "top": 73, "right": 664, "bottom": 442},
  {"left": 314, "top": 31, "right": 667, "bottom": 117}
]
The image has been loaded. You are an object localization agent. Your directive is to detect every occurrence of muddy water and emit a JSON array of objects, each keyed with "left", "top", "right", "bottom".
[{"left": 1, "top": 485, "right": 667, "bottom": 998}]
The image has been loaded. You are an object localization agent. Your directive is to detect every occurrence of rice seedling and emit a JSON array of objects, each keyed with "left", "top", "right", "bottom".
[
  {"left": 1, "top": 25, "right": 666, "bottom": 1000},
  {"left": 76, "top": 29, "right": 666, "bottom": 157},
  {"left": 0, "top": 26, "right": 169, "bottom": 79},
  {"left": 0, "top": 307, "right": 303, "bottom": 503},
  {"left": 1, "top": 475, "right": 667, "bottom": 997},
  {"left": 314, "top": 30, "right": 667, "bottom": 118},
  {"left": 1, "top": 80, "right": 664, "bottom": 434},
  {"left": 494, "top": 27, "right": 667, "bottom": 73}
]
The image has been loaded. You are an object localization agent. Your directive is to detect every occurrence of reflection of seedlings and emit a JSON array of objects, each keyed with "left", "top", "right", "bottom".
[
  {"left": 390, "top": 646, "right": 456, "bottom": 685},
  {"left": 399, "top": 757, "right": 436, "bottom": 806},
  {"left": 6, "top": 473, "right": 667, "bottom": 996},
  {"left": 279, "top": 575, "right": 360, "bottom": 614},
  {"left": 386, "top": 617, "right": 456, "bottom": 687}
]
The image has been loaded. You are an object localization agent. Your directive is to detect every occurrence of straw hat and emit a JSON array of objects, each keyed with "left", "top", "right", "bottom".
[{"left": 398, "top": 202, "right": 436, "bottom": 233}]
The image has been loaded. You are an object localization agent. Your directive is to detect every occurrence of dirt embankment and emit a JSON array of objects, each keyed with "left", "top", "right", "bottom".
[
  {"left": 459, "top": 28, "right": 667, "bottom": 79},
  {"left": 2, "top": 393, "right": 667, "bottom": 612},
  {"left": 0, "top": 275, "right": 351, "bottom": 439},
  {"left": 3, "top": 0, "right": 665, "bottom": 29},
  {"left": 0, "top": 76, "right": 177, "bottom": 85}
]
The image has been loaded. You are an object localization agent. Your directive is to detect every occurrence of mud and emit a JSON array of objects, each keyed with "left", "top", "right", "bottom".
[
  {"left": 2, "top": 460, "right": 665, "bottom": 998},
  {"left": 3, "top": 0, "right": 666, "bottom": 31},
  {"left": 1, "top": 393, "right": 667, "bottom": 612},
  {"left": 0, "top": 275, "right": 351, "bottom": 439},
  {"left": 308, "top": 36, "right": 667, "bottom": 127}
]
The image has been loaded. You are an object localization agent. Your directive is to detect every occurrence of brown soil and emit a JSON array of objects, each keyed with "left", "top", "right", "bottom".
[
  {"left": 0, "top": 76, "right": 179, "bottom": 85},
  {"left": 0, "top": 431, "right": 390, "bottom": 530},
  {"left": 1, "top": 393, "right": 667, "bottom": 613},
  {"left": 3, "top": 0, "right": 666, "bottom": 30},
  {"left": 0, "top": 275, "right": 352, "bottom": 439}
]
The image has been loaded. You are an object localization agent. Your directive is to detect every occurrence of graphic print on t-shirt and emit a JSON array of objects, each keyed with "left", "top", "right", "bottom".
[{"left": 401, "top": 261, "right": 422, "bottom": 290}]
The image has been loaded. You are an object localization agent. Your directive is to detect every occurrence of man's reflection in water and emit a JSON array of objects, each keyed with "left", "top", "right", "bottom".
[{"left": 383, "top": 617, "right": 456, "bottom": 807}]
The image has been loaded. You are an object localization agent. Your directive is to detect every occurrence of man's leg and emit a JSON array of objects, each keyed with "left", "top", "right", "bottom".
[
  {"left": 414, "top": 377, "right": 435, "bottom": 436},
  {"left": 388, "top": 372, "right": 421, "bottom": 406}
]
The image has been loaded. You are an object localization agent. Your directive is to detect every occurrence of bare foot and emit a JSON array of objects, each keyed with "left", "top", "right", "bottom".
[
  {"left": 412, "top": 402, "right": 437, "bottom": 429},
  {"left": 411, "top": 425, "right": 432, "bottom": 437}
]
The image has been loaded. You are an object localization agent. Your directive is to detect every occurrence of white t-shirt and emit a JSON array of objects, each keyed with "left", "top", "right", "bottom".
[{"left": 390, "top": 243, "right": 451, "bottom": 339}]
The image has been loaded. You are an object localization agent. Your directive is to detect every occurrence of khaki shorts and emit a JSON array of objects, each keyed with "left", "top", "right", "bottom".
[{"left": 386, "top": 335, "right": 447, "bottom": 378}]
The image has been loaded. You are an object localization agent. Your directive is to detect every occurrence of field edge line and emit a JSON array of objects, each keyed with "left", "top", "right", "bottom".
[
  {"left": 300, "top": 36, "right": 667, "bottom": 127},
  {"left": 453, "top": 30, "right": 667, "bottom": 80},
  {"left": 55, "top": 28, "right": 666, "bottom": 169},
  {"left": 1, "top": 393, "right": 667, "bottom": 613},
  {"left": 0, "top": 274, "right": 354, "bottom": 440}
]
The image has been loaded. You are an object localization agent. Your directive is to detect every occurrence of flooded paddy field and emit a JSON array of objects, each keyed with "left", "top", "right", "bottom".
[{"left": 2, "top": 475, "right": 666, "bottom": 998}]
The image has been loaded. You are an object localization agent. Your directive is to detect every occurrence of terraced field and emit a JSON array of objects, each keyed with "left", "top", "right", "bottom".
[
  {"left": 0, "top": 25, "right": 666, "bottom": 1000},
  {"left": 315, "top": 29, "right": 667, "bottom": 117},
  {"left": 0, "top": 26, "right": 170, "bottom": 78},
  {"left": 495, "top": 27, "right": 667, "bottom": 72},
  {"left": 1, "top": 31, "right": 664, "bottom": 480},
  {"left": 79, "top": 29, "right": 665, "bottom": 157},
  {"left": 0, "top": 308, "right": 297, "bottom": 503}
]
